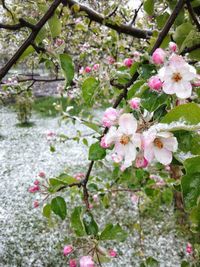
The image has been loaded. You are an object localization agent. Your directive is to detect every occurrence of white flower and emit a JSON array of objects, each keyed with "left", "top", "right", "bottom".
[
  {"left": 158, "top": 54, "right": 196, "bottom": 99},
  {"left": 143, "top": 129, "right": 178, "bottom": 165},
  {"left": 104, "top": 113, "right": 141, "bottom": 170}
]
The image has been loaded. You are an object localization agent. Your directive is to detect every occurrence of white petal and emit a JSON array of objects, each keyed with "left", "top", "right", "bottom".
[
  {"left": 175, "top": 81, "right": 192, "bottom": 99},
  {"left": 114, "top": 142, "right": 126, "bottom": 157},
  {"left": 162, "top": 137, "right": 178, "bottom": 152},
  {"left": 157, "top": 132, "right": 173, "bottom": 138},
  {"left": 118, "top": 113, "right": 137, "bottom": 135},
  {"left": 162, "top": 82, "right": 175, "bottom": 94},
  {"left": 181, "top": 65, "right": 196, "bottom": 81},
  {"left": 104, "top": 126, "right": 117, "bottom": 145},
  {"left": 123, "top": 143, "right": 137, "bottom": 167},
  {"left": 154, "top": 147, "right": 172, "bottom": 165},
  {"left": 144, "top": 143, "right": 155, "bottom": 163},
  {"left": 131, "top": 133, "right": 141, "bottom": 149}
]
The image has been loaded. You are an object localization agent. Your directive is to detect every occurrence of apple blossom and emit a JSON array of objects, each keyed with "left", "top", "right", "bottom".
[
  {"left": 158, "top": 54, "right": 196, "bottom": 99},
  {"left": 104, "top": 113, "right": 141, "bottom": 169},
  {"left": 55, "top": 38, "right": 64, "bottom": 47},
  {"left": 92, "top": 194, "right": 99, "bottom": 202},
  {"left": 124, "top": 58, "right": 134, "bottom": 68},
  {"left": 133, "top": 51, "right": 141, "bottom": 61},
  {"left": 69, "top": 259, "right": 77, "bottom": 267},
  {"left": 108, "top": 249, "right": 117, "bottom": 257},
  {"left": 108, "top": 56, "right": 115, "bottom": 64},
  {"left": 85, "top": 66, "right": 92, "bottom": 73},
  {"left": 79, "top": 256, "right": 95, "bottom": 267},
  {"left": 152, "top": 48, "right": 166, "bottom": 65},
  {"left": 100, "top": 136, "right": 110, "bottom": 148},
  {"left": 33, "top": 180, "right": 40, "bottom": 185},
  {"left": 148, "top": 76, "right": 162, "bottom": 91},
  {"left": 131, "top": 194, "right": 139, "bottom": 204},
  {"left": 102, "top": 107, "right": 120, "bottom": 128},
  {"left": 129, "top": 98, "right": 141, "bottom": 110},
  {"left": 63, "top": 245, "right": 73, "bottom": 256},
  {"left": 143, "top": 130, "right": 178, "bottom": 165},
  {"left": 169, "top": 42, "right": 178, "bottom": 52},
  {"left": 74, "top": 172, "right": 85, "bottom": 180}
]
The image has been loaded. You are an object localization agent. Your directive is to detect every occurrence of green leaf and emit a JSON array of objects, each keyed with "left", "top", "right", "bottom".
[
  {"left": 161, "top": 188, "right": 173, "bottom": 205},
  {"left": 48, "top": 13, "right": 62, "bottom": 38},
  {"left": 189, "top": 205, "right": 200, "bottom": 232},
  {"left": 173, "top": 22, "right": 194, "bottom": 48},
  {"left": 127, "top": 80, "right": 145, "bottom": 99},
  {"left": 43, "top": 204, "right": 51, "bottom": 218},
  {"left": 82, "top": 211, "right": 99, "bottom": 236},
  {"left": 88, "top": 142, "right": 106, "bottom": 161},
  {"left": 70, "top": 207, "right": 86, "bottom": 236},
  {"left": 141, "top": 90, "right": 168, "bottom": 112},
  {"left": 144, "top": 0, "right": 154, "bottom": 15},
  {"left": 156, "top": 12, "right": 170, "bottom": 29},
  {"left": 57, "top": 173, "right": 78, "bottom": 184},
  {"left": 175, "top": 131, "right": 200, "bottom": 156},
  {"left": 82, "top": 77, "right": 100, "bottom": 106},
  {"left": 83, "top": 121, "right": 101, "bottom": 133},
  {"left": 161, "top": 103, "right": 200, "bottom": 125},
  {"left": 100, "top": 223, "right": 127, "bottom": 242},
  {"left": 130, "top": 62, "right": 140, "bottom": 76},
  {"left": 181, "top": 261, "right": 190, "bottom": 267},
  {"left": 59, "top": 53, "right": 74, "bottom": 86},
  {"left": 19, "top": 45, "right": 35, "bottom": 62},
  {"left": 51, "top": 196, "right": 67, "bottom": 220},
  {"left": 181, "top": 156, "right": 200, "bottom": 209},
  {"left": 143, "top": 257, "right": 159, "bottom": 267}
]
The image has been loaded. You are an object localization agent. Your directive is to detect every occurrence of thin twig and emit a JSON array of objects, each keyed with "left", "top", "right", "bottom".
[{"left": 186, "top": 0, "right": 200, "bottom": 31}]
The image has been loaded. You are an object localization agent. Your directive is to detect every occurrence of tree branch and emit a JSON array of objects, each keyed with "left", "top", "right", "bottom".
[
  {"left": 0, "top": 0, "right": 63, "bottom": 82},
  {"left": 180, "top": 43, "right": 200, "bottom": 55},
  {"left": 186, "top": 0, "right": 200, "bottom": 31},
  {"left": 62, "top": 0, "right": 152, "bottom": 39},
  {"left": 0, "top": 18, "right": 35, "bottom": 31}
]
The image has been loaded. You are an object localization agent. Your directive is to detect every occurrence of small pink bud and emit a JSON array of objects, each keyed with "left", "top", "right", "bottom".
[
  {"left": 85, "top": 66, "right": 91, "bottom": 73},
  {"left": 133, "top": 51, "right": 141, "bottom": 62},
  {"left": 34, "top": 180, "right": 40, "bottom": 185},
  {"left": 148, "top": 76, "right": 162, "bottom": 91},
  {"left": 92, "top": 194, "right": 99, "bottom": 202},
  {"left": 186, "top": 243, "right": 193, "bottom": 254},
  {"left": 169, "top": 42, "right": 178, "bottom": 52},
  {"left": 74, "top": 172, "right": 85, "bottom": 180},
  {"left": 63, "top": 245, "right": 73, "bottom": 256},
  {"left": 93, "top": 64, "right": 99, "bottom": 71},
  {"left": 55, "top": 38, "right": 64, "bottom": 47},
  {"left": 100, "top": 136, "right": 110, "bottom": 148},
  {"left": 69, "top": 259, "right": 77, "bottom": 267},
  {"left": 28, "top": 185, "right": 40, "bottom": 193},
  {"left": 152, "top": 48, "right": 166, "bottom": 65},
  {"left": 102, "top": 107, "right": 119, "bottom": 128},
  {"left": 38, "top": 172, "right": 46, "bottom": 178},
  {"left": 108, "top": 249, "right": 117, "bottom": 257},
  {"left": 108, "top": 56, "right": 115, "bottom": 64},
  {"left": 124, "top": 58, "right": 134, "bottom": 68},
  {"left": 33, "top": 200, "right": 39, "bottom": 208},
  {"left": 131, "top": 194, "right": 139, "bottom": 204},
  {"left": 135, "top": 154, "right": 148, "bottom": 168},
  {"left": 80, "top": 256, "right": 95, "bottom": 267},
  {"left": 129, "top": 97, "right": 140, "bottom": 110}
]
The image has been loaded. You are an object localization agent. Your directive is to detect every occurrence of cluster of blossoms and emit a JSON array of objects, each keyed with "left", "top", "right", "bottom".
[
  {"left": 101, "top": 108, "right": 178, "bottom": 170},
  {"left": 149, "top": 43, "right": 197, "bottom": 99},
  {"left": 28, "top": 172, "right": 46, "bottom": 208},
  {"left": 63, "top": 245, "right": 117, "bottom": 267},
  {"left": 79, "top": 64, "right": 100, "bottom": 75}
]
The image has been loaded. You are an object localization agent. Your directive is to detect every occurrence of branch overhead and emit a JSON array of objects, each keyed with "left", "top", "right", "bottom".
[{"left": 62, "top": 0, "right": 152, "bottom": 39}]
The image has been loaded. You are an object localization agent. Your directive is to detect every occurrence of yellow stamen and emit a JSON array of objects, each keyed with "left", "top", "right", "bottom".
[
  {"left": 120, "top": 135, "right": 130, "bottom": 145},
  {"left": 154, "top": 138, "right": 163, "bottom": 149},
  {"left": 172, "top": 72, "right": 182, "bottom": 83}
]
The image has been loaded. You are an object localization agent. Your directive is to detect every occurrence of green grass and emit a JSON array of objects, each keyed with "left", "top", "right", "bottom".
[{"left": 32, "top": 96, "right": 68, "bottom": 117}]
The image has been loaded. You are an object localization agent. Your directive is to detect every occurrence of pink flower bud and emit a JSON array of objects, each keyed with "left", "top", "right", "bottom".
[
  {"left": 100, "top": 136, "right": 110, "bottom": 148},
  {"left": 124, "top": 58, "right": 134, "bottom": 68},
  {"left": 28, "top": 185, "right": 40, "bottom": 193},
  {"left": 93, "top": 64, "right": 99, "bottom": 71},
  {"left": 108, "top": 56, "right": 115, "bottom": 64},
  {"left": 63, "top": 245, "right": 73, "bottom": 256},
  {"left": 85, "top": 66, "right": 91, "bottom": 73},
  {"left": 38, "top": 172, "right": 46, "bottom": 178},
  {"left": 108, "top": 249, "right": 117, "bottom": 257},
  {"left": 33, "top": 180, "right": 40, "bottom": 185},
  {"left": 33, "top": 200, "right": 39, "bottom": 208},
  {"left": 186, "top": 243, "right": 193, "bottom": 254},
  {"left": 74, "top": 173, "right": 85, "bottom": 181},
  {"left": 102, "top": 107, "right": 119, "bottom": 128},
  {"left": 129, "top": 97, "right": 140, "bottom": 110},
  {"left": 169, "top": 42, "right": 177, "bottom": 52},
  {"left": 55, "top": 38, "right": 64, "bottom": 47},
  {"left": 69, "top": 259, "right": 77, "bottom": 267},
  {"left": 92, "top": 194, "right": 99, "bottom": 202},
  {"left": 133, "top": 51, "right": 141, "bottom": 62},
  {"left": 135, "top": 154, "right": 148, "bottom": 168},
  {"left": 131, "top": 194, "right": 139, "bottom": 204},
  {"left": 80, "top": 256, "right": 95, "bottom": 267},
  {"left": 148, "top": 76, "right": 163, "bottom": 91},
  {"left": 152, "top": 48, "right": 166, "bottom": 65}
]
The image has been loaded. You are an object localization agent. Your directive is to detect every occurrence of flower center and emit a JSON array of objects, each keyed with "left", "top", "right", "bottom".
[
  {"left": 120, "top": 135, "right": 130, "bottom": 145},
  {"left": 172, "top": 72, "right": 182, "bottom": 83},
  {"left": 154, "top": 138, "right": 163, "bottom": 149}
]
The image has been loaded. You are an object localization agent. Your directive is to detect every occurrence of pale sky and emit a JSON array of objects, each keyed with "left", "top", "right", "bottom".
[{"left": 128, "top": 0, "right": 141, "bottom": 9}]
